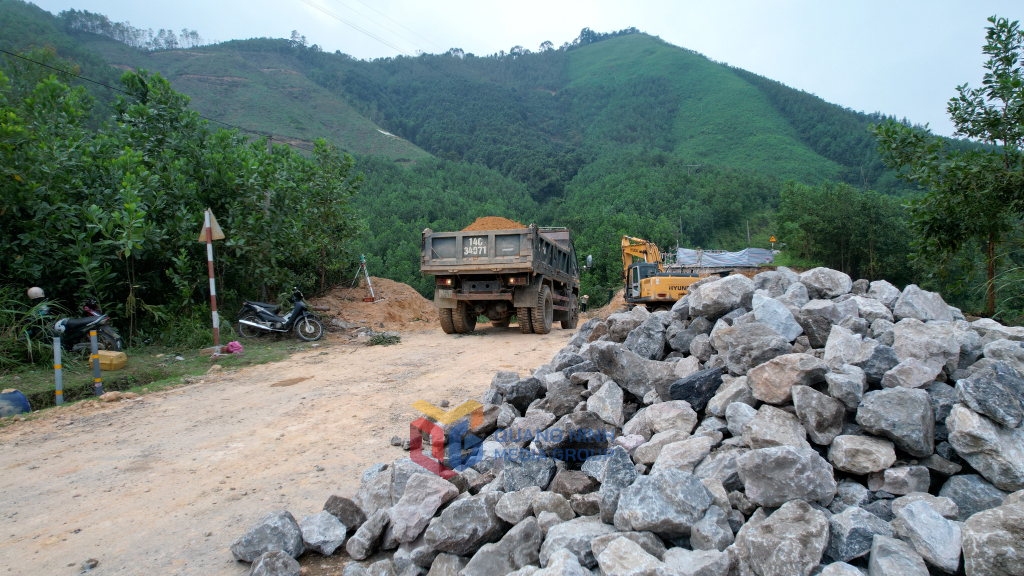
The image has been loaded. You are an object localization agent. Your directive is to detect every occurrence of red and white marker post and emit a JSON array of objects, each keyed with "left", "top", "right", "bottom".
[{"left": 201, "top": 208, "right": 225, "bottom": 358}]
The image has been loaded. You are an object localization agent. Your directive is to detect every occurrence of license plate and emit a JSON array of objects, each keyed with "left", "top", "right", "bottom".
[{"left": 436, "top": 289, "right": 454, "bottom": 299}]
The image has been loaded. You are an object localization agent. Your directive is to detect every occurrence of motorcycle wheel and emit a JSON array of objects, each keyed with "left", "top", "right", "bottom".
[
  {"left": 237, "top": 313, "right": 265, "bottom": 338},
  {"left": 98, "top": 326, "right": 123, "bottom": 351},
  {"left": 295, "top": 317, "right": 324, "bottom": 341}
]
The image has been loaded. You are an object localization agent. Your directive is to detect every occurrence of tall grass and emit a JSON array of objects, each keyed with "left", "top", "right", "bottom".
[{"left": 0, "top": 285, "right": 64, "bottom": 370}]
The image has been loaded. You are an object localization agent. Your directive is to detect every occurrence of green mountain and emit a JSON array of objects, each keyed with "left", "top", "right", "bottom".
[{"left": 1, "top": 2, "right": 928, "bottom": 303}]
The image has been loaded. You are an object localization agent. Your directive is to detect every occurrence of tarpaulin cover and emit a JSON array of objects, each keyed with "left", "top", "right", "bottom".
[{"left": 676, "top": 247, "right": 774, "bottom": 267}]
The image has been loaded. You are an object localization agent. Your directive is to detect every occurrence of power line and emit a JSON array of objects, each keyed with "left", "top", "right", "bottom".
[
  {"left": 325, "top": 0, "right": 432, "bottom": 54},
  {"left": 350, "top": 0, "right": 441, "bottom": 49},
  {"left": 0, "top": 48, "right": 317, "bottom": 153},
  {"left": 296, "top": 0, "right": 414, "bottom": 57}
]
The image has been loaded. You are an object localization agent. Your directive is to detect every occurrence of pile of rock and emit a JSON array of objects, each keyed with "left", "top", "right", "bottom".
[{"left": 230, "top": 267, "right": 1024, "bottom": 576}]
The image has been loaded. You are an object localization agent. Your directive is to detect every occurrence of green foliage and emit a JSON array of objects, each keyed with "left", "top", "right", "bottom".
[
  {"left": 871, "top": 15, "right": 1024, "bottom": 315},
  {"left": 775, "top": 181, "right": 913, "bottom": 283},
  {"left": 368, "top": 333, "right": 400, "bottom": 346},
  {"left": 0, "top": 284, "right": 65, "bottom": 368},
  {"left": 0, "top": 51, "right": 362, "bottom": 351}
]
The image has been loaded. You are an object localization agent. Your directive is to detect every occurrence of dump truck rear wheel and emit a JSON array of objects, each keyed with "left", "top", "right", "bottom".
[
  {"left": 452, "top": 301, "right": 477, "bottom": 333},
  {"left": 561, "top": 295, "right": 579, "bottom": 330},
  {"left": 532, "top": 285, "right": 553, "bottom": 334},
  {"left": 517, "top": 308, "right": 533, "bottom": 334},
  {"left": 438, "top": 308, "right": 456, "bottom": 334}
]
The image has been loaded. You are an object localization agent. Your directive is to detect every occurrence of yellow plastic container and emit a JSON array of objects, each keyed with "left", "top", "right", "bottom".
[{"left": 97, "top": 350, "right": 127, "bottom": 371}]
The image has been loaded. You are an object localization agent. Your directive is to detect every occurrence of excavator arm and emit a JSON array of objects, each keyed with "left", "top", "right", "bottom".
[{"left": 621, "top": 236, "right": 665, "bottom": 278}]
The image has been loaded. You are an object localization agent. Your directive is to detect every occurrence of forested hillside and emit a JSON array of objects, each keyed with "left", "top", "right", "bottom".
[{"left": 9, "top": 0, "right": 1013, "bottom": 324}]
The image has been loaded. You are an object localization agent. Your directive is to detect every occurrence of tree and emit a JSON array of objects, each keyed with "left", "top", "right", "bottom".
[
  {"left": 872, "top": 15, "right": 1024, "bottom": 315},
  {"left": 539, "top": 41, "right": 553, "bottom": 52}
]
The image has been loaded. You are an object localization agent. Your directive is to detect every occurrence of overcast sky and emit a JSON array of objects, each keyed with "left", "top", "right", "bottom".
[{"left": 29, "top": 0, "right": 1023, "bottom": 137}]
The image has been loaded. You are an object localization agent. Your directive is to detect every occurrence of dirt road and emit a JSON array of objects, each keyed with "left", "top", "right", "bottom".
[{"left": 0, "top": 325, "right": 573, "bottom": 575}]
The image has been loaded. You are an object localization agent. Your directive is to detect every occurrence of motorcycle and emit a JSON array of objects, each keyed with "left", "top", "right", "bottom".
[
  {"left": 34, "top": 300, "right": 123, "bottom": 353},
  {"left": 236, "top": 287, "right": 324, "bottom": 341}
]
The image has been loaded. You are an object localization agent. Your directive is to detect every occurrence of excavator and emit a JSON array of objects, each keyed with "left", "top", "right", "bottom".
[{"left": 621, "top": 236, "right": 702, "bottom": 311}]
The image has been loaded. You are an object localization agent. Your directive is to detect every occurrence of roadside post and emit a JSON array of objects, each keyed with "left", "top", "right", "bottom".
[
  {"left": 89, "top": 330, "right": 103, "bottom": 396},
  {"left": 770, "top": 235, "right": 777, "bottom": 251},
  {"left": 53, "top": 336, "right": 63, "bottom": 406},
  {"left": 199, "top": 208, "right": 225, "bottom": 358}
]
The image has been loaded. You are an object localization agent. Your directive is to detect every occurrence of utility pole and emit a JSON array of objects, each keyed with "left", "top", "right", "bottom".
[{"left": 746, "top": 220, "right": 750, "bottom": 246}]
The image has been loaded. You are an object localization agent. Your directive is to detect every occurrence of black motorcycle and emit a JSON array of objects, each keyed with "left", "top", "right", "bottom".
[
  {"left": 35, "top": 301, "right": 123, "bottom": 352},
  {"left": 236, "top": 287, "right": 324, "bottom": 341}
]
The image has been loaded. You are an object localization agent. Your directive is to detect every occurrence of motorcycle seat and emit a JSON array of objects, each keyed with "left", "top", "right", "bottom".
[
  {"left": 245, "top": 301, "right": 280, "bottom": 312},
  {"left": 63, "top": 317, "right": 101, "bottom": 331}
]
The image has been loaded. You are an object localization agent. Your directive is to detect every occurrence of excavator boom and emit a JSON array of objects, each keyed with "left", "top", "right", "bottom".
[{"left": 620, "top": 235, "right": 701, "bottom": 312}]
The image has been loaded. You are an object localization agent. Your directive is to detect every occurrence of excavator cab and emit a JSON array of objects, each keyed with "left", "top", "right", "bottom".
[{"left": 627, "top": 263, "right": 660, "bottom": 299}]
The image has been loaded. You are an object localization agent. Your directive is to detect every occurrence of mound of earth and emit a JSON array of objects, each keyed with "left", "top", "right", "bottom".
[
  {"left": 311, "top": 277, "right": 436, "bottom": 328},
  {"left": 462, "top": 216, "right": 526, "bottom": 231}
]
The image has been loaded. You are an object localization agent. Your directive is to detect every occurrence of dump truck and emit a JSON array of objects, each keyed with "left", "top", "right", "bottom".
[
  {"left": 420, "top": 224, "right": 580, "bottom": 334},
  {"left": 621, "top": 235, "right": 702, "bottom": 312}
]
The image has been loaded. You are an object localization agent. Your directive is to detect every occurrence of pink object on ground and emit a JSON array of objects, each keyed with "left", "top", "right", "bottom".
[{"left": 225, "top": 341, "right": 244, "bottom": 354}]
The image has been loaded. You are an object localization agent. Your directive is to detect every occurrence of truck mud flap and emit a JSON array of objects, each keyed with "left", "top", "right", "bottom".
[{"left": 513, "top": 283, "right": 540, "bottom": 308}]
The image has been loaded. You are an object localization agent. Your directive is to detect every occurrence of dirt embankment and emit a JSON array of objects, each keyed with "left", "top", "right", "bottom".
[{"left": 310, "top": 276, "right": 437, "bottom": 328}]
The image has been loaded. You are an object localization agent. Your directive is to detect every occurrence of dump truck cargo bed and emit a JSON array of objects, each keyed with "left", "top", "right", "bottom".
[{"left": 420, "top": 224, "right": 580, "bottom": 335}]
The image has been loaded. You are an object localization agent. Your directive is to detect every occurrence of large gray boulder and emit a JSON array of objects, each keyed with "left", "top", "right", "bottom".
[
  {"left": 869, "top": 465, "right": 932, "bottom": 495},
  {"left": 939, "top": 474, "right": 1008, "bottom": 520},
  {"left": 390, "top": 473, "right": 459, "bottom": 543},
  {"left": 592, "top": 446, "right": 640, "bottom": 523},
  {"left": 461, "top": 517, "right": 543, "bottom": 576},
  {"left": 882, "top": 357, "right": 941, "bottom": 389},
  {"left": 651, "top": 436, "right": 716, "bottom": 474},
  {"left": 984, "top": 339, "right": 1024, "bottom": 374},
  {"left": 705, "top": 376, "right": 756, "bottom": 417},
  {"left": 823, "top": 325, "right": 863, "bottom": 368},
  {"left": 535, "top": 411, "right": 613, "bottom": 464},
  {"left": 778, "top": 282, "right": 810, "bottom": 309},
  {"left": 249, "top": 550, "right": 301, "bottom": 576},
  {"left": 594, "top": 537, "right": 665, "bottom": 576},
  {"left": 961, "top": 500, "right": 1024, "bottom": 576},
  {"left": 662, "top": 548, "right": 730, "bottom": 576},
  {"left": 496, "top": 486, "right": 541, "bottom": 524},
  {"left": 353, "top": 463, "right": 394, "bottom": 518},
  {"left": 688, "top": 275, "right": 755, "bottom": 319},
  {"left": 586, "top": 381, "right": 624, "bottom": 427},
  {"left": 827, "top": 505, "right": 895, "bottom": 562},
  {"left": 753, "top": 270, "right": 794, "bottom": 297},
  {"left": 587, "top": 341, "right": 677, "bottom": 399},
  {"left": 607, "top": 306, "right": 650, "bottom": 342},
  {"left": 623, "top": 314, "right": 668, "bottom": 361},
  {"left": 869, "top": 280, "right": 902, "bottom": 309},
  {"left": 892, "top": 318, "right": 960, "bottom": 374},
  {"left": 947, "top": 404, "right": 1024, "bottom": 491},
  {"left": 891, "top": 493, "right": 959, "bottom": 520},
  {"left": 733, "top": 500, "right": 829, "bottom": 576},
  {"left": 737, "top": 446, "right": 837, "bottom": 507},
  {"left": 689, "top": 505, "right": 734, "bottom": 551},
  {"left": 231, "top": 510, "right": 305, "bottom": 562},
  {"left": 828, "top": 435, "right": 896, "bottom": 474},
  {"left": 538, "top": 516, "right": 618, "bottom": 568},
  {"left": 894, "top": 284, "right": 954, "bottom": 322},
  {"left": 613, "top": 469, "right": 713, "bottom": 538},
  {"left": 894, "top": 499, "right": 962, "bottom": 573},
  {"left": 852, "top": 295, "right": 894, "bottom": 324},
  {"left": 856, "top": 388, "right": 935, "bottom": 457},
  {"left": 747, "top": 353, "right": 827, "bottom": 405},
  {"left": 868, "top": 535, "right": 929, "bottom": 576},
  {"left": 741, "top": 404, "right": 811, "bottom": 450},
  {"left": 346, "top": 509, "right": 389, "bottom": 560},
  {"left": 799, "top": 267, "right": 853, "bottom": 299},
  {"left": 423, "top": 492, "right": 507, "bottom": 556},
  {"left": 498, "top": 377, "right": 543, "bottom": 413},
  {"left": 299, "top": 511, "right": 347, "bottom": 556},
  {"left": 694, "top": 446, "right": 749, "bottom": 492},
  {"left": 852, "top": 340, "right": 900, "bottom": 385},
  {"left": 956, "top": 361, "right": 1024, "bottom": 428},
  {"left": 711, "top": 323, "right": 793, "bottom": 375},
  {"left": 792, "top": 385, "right": 845, "bottom": 445},
  {"left": 753, "top": 295, "right": 803, "bottom": 342},
  {"left": 643, "top": 400, "right": 698, "bottom": 435},
  {"left": 568, "top": 318, "right": 603, "bottom": 348},
  {"left": 590, "top": 531, "right": 667, "bottom": 562},
  {"left": 503, "top": 455, "right": 558, "bottom": 492},
  {"left": 826, "top": 364, "right": 868, "bottom": 411}
]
